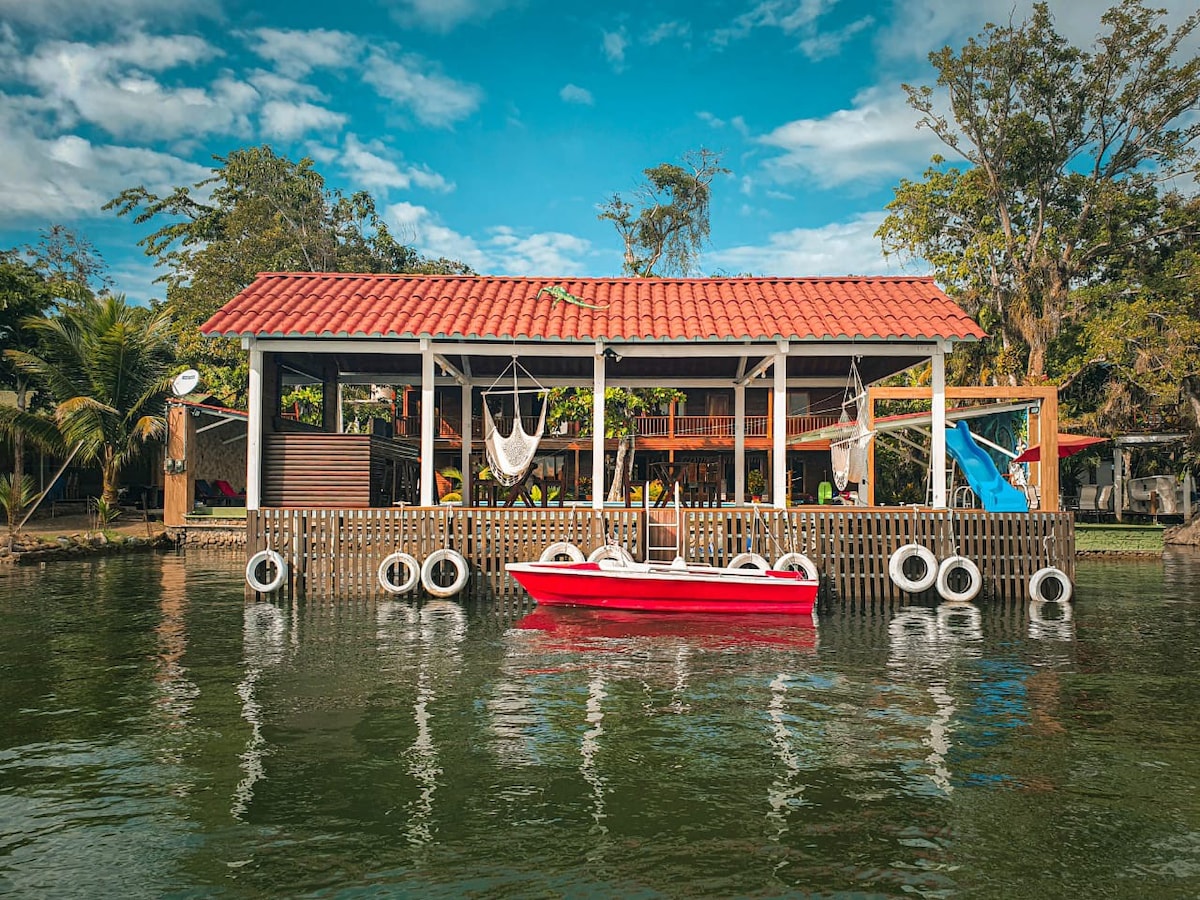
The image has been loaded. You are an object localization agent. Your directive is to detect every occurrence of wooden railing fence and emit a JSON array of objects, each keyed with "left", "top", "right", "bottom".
[{"left": 248, "top": 507, "right": 1074, "bottom": 608}]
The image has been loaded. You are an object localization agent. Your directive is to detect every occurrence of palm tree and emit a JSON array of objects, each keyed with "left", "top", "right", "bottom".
[{"left": 1, "top": 294, "right": 175, "bottom": 505}]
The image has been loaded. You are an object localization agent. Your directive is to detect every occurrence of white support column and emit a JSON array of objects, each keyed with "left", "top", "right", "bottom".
[
  {"left": 246, "top": 343, "right": 263, "bottom": 511},
  {"left": 930, "top": 344, "right": 947, "bottom": 508},
  {"left": 592, "top": 348, "right": 606, "bottom": 510},
  {"left": 1113, "top": 446, "right": 1124, "bottom": 523},
  {"left": 772, "top": 346, "right": 788, "bottom": 509},
  {"left": 460, "top": 381, "right": 472, "bottom": 496},
  {"left": 335, "top": 382, "right": 345, "bottom": 434},
  {"left": 420, "top": 342, "right": 435, "bottom": 507},
  {"left": 734, "top": 383, "right": 746, "bottom": 504}
]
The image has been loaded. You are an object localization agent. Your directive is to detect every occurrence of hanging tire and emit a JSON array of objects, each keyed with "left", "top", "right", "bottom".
[
  {"left": 540, "top": 541, "right": 585, "bottom": 563},
  {"left": 246, "top": 549, "right": 287, "bottom": 593},
  {"left": 935, "top": 555, "right": 983, "bottom": 603},
  {"left": 888, "top": 544, "right": 938, "bottom": 594},
  {"left": 1029, "top": 566, "right": 1073, "bottom": 604},
  {"left": 420, "top": 549, "right": 469, "bottom": 598},
  {"left": 377, "top": 551, "right": 420, "bottom": 595},
  {"left": 587, "top": 545, "right": 634, "bottom": 564},
  {"left": 729, "top": 551, "right": 769, "bottom": 571},
  {"left": 773, "top": 552, "right": 820, "bottom": 580}
]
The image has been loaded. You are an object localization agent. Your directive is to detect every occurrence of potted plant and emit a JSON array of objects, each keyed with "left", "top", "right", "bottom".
[{"left": 747, "top": 469, "right": 765, "bottom": 503}]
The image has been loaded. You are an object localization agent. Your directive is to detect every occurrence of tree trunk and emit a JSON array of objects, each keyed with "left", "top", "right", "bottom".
[
  {"left": 102, "top": 455, "right": 121, "bottom": 506},
  {"left": 606, "top": 437, "right": 632, "bottom": 503},
  {"left": 11, "top": 379, "right": 26, "bottom": 529}
]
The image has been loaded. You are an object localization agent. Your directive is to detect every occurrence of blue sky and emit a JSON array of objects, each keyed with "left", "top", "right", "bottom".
[{"left": 0, "top": 0, "right": 1195, "bottom": 304}]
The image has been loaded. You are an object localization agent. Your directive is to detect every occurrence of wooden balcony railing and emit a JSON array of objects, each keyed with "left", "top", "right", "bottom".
[{"left": 392, "top": 413, "right": 841, "bottom": 442}]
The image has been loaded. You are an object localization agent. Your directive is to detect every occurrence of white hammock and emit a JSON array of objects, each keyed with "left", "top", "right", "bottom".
[
  {"left": 483, "top": 359, "right": 548, "bottom": 487},
  {"left": 831, "top": 359, "right": 874, "bottom": 492}
]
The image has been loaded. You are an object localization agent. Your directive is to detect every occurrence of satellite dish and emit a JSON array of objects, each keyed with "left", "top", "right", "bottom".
[{"left": 172, "top": 369, "right": 200, "bottom": 397}]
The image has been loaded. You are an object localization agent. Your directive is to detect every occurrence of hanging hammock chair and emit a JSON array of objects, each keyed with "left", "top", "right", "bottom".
[
  {"left": 483, "top": 358, "right": 548, "bottom": 487},
  {"left": 831, "top": 358, "right": 874, "bottom": 492}
]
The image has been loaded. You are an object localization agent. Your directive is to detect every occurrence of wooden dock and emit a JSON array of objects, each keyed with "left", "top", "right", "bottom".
[{"left": 246, "top": 506, "right": 1074, "bottom": 608}]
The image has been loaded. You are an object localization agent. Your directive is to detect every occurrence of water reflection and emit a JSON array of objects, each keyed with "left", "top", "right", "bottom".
[
  {"left": 376, "top": 599, "right": 467, "bottom": 848},
  {"left": 233, "top": 601, "right": 288, "bottom": 820},
  {"left": 1028, "top": 599, "right": 1075, "bottom": 643}
]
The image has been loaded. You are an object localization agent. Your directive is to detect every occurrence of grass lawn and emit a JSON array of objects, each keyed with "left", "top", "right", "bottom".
[{"left": 1075, "top": 523, "right": 1164, "bottom": 553}]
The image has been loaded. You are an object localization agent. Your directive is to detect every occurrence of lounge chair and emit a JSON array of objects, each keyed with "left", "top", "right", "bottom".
[{"left": 215, "top": 480, "right": 247, "bottom": 504}]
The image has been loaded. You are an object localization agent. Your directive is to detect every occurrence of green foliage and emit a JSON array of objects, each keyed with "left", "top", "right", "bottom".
[
  {"left": 879, "top": 0, "right": 1200, "bottom": 382},
  {"left": 746, "top": 468, "right": 765, "bottom": 496},
  {"left": 1, "top": 294, "right": 175, "bottom": 504},
  {"left": 0, "top": 473, "right": 35, "bottom": 535},
  {"left": 106, "top": 145, "right": 473, "bottom": 407},
  {"left": 91, "top": 497, "right": 122, "bottom": 528},
  {"left": 280, "top": 385, "right": 324, "bottom": 427},
  {"left": 546, "top": 386, "right": 685, "bottom": 438},
  {"left": 600, "top": 148, "right": 728, "bottom": 277}
]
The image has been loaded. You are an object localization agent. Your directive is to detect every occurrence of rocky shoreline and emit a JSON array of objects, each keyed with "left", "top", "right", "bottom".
[{"left": 1, "top": 531, "right": 179, "bottom": 565}]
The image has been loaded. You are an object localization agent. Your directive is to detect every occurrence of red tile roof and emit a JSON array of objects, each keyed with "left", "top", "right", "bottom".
[{"left": 200, "top": 273, "right": 986, "bottom": 343}]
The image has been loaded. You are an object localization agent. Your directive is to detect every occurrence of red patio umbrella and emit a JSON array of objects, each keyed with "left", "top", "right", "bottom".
[{"left": 1012, "top": 433, "right": 1107, "bottom": 464}]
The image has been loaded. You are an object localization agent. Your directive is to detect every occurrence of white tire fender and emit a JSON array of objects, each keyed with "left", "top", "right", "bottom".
[
  {"left": 935, "top": 555, "right": 983, "bottom": 603},
  {"left": 1029, "top": 566, "right": 1073, "bottom": 604},
  {"left": 378, "top": 551, "right": 421, "bottom": 595},
  {"left": 889, "top": 544, "right": 938, "bottom": 593},
  {"left": 729, "top": 551, "right": 770, "bottom": 571},
  {"left": 420, "top": 548, "right": 470, "bottom": 598},
  {"left": 540, "top": 541, "right": 586, "bottom": 563},
  {"left": 773, "top": 552, "right": 820, "bottom": 580},
  {"left": 587, "top": 545, "right": 634, "bottom": 564},
  {"left": 246, "top": 549, "right": 287, "bottom": 593}
]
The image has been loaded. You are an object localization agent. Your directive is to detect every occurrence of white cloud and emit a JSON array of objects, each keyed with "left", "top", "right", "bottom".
[
  {"left": 260, "top": 99, "right": 347, "bottom": 140},
  {"left": 382, "top": 0, "right": 515, "bottom": 32},
  {"left": 559, "top": 83, "right": 593, "bottom": 105},
  {"left": 337, "top": 134, "right": 452, "bottom": 193},
  {"left": 0, "top": 107, "right": 209, "bottom": 225},
  {"left": 698, "top": 110, "right": 749, "bottom": 136},
  {"left": 385, "top": 202, "right": 592, "bottom": 275},
  {"left": 879, "top": 0, "right": 1200, "bottom": 62},
  {"left": 759, "top": 85, "right": 941, "bottom": 187},
  {"left": 602, "top": 29, "right": 627, "bottom": 71},
  {"left": 645, "top": 21, "right": 691, "bottom": 45},
  {"left": 246, "top": 28, "right": 359, "bottom": 79},
  {"left": 709, "top": 212, "right": 914, "bottom": 276},
  {"left": 15, "top": 32, "right": 257, "bottom": 140},
  {"left": 363, "top": 49, "right": 483, "bottom": 127},
  {"left": 0, "top": 0, "right": 217, "bottom": 32},
  {"left": 712, "top": 0, "right": 871, "bottom": 58}
]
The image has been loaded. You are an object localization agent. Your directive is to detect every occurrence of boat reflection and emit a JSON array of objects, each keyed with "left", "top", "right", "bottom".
[{"left": 514, "top": 607, "right": 818, "bottom": 653}]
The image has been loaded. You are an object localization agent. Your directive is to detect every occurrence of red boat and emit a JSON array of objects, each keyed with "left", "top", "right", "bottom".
[{"left": 505, "top": 559, "right": 818, "bottom": 615}]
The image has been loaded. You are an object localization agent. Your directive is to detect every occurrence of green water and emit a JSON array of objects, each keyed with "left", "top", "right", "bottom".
[{"left": 1, "top": 552, "right": 1198, "bottom": 898}]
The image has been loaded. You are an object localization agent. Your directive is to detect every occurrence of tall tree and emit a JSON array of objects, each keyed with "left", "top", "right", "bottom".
[
  {"left": 600, "top": 148, "right": 728, "bottom": 277},
  {"left": 547, "top": 386, "right": 685, "bottom": 502},
  {"left": 0, "top": 254, "right": 56, "bottom": 527},
  {"left": 878, "top": 0, "right": 1200, "bottom": 382},
  {"left": 1, "top": 294, "right": 175, "bottom": 505},
  {"left": 106, "top": 145, "right": 471, "bottom": 405}
]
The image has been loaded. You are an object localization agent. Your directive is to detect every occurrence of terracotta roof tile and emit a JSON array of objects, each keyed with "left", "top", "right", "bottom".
[{"left": 200, "top": 273, "right": 986, "bottom": 343}]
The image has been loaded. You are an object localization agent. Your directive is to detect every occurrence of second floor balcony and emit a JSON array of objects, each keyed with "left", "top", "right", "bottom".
[{"left": 393, "top": 412, "right": 842, "bottom": 445}]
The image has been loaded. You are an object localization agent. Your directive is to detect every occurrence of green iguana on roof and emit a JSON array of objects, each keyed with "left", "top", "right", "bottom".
[{"left": 535, "top": 285, "right": 610, "bottom": 310}]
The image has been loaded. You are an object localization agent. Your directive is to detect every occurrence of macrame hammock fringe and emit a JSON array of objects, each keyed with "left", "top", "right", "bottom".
[
  {"left": 831, "top": 359, "right": 874, "bottom": 492},
  {"left": 483, "top": 358, "right": 548, "bottom": 487}
]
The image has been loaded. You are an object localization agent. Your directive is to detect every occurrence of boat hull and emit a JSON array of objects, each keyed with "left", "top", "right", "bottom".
[{"left": 506, "top": 561, "right": 817, "bottom": 615}]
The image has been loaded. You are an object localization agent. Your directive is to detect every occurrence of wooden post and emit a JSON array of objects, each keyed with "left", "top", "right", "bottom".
[
  {"left": 865, "top": 387, "right": 876, "bottom": 505},
  {"left": 461, "top": 382, "right": 472, "bottom": 504},
  {"left": 163, "top": 403, "right": 193, "bottom": 526},
  {"left": 1113, "top": 445, "right": 1124, "bottom": 522},
  {"left": 1038, "top": 390, "right": 1059, "bottom": 513}
]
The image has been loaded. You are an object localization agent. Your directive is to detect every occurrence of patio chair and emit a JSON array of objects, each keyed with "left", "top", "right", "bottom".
[
  {"left": 194, "top": 479, "right": 223, "bottom": 506},
  {"left": 1076, "top": 485, "right": 1099, "bottom": 520},
  {"left": 215, "top": 480, "right": 247, "bottom": 504}
]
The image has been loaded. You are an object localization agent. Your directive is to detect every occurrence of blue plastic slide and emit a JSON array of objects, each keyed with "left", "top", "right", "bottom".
[{"left": 943, "top": 421, "right": 1029, "bottom": 512}]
